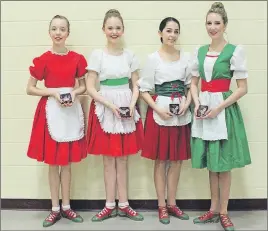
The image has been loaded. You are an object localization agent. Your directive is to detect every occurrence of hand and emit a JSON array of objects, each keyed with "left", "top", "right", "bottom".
[
  {"left": 71, "top": 91, "right": 76, "bottom": 103},
  {"left": 156, "top": 107, "right": 173, "bottom": 120},
  {"left": 52, "top": 92, "right": 63, "bottom": 105},
  {"left": 108, "top": 103, "right": 121, "bottom": 119},
  {"left": 202, "top": 107, "right": 221, "bottom": 119},
  {"left": 177, "top": 103, "right": 189, "bottom": 117}
]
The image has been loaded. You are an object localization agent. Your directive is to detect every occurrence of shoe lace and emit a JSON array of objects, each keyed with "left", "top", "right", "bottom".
[
  {"left": 159, "top": 207, "right": 168, "bottom": 218},
  {"left": 221, "top": 214, "right": 233, "bottom": 226},
  {"left": 200, "top": 210, "right": 212, "bottom": 220},
  {"left": 46, "top": 212, "right": 58, "bottom": 221},
  {"left": 168, "top": 205, "right": 183, "bottom": 215},
  {"left": 173, "top": 206, "right": 183, "bottom": 215},
  {"left": 98, "top": 207, "right": 109, "bottom": 216},
  {"left": 128, "top": 206, "right": 137, "bottom": 216},
  {"left": 65, "top": 209, "right": 77, "bottom": 218}
]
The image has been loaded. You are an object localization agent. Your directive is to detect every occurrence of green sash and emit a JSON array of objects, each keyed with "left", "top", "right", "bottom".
[
  {"left": 100, "top": 77, "right": 129, "bottom": 86},
  {"left": 155, "top": 80, "right": 185, "bottom": 97}
]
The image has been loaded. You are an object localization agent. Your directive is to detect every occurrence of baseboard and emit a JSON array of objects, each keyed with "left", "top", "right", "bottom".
[{"left": 1, "top": 199, "right": 266, "bottom": 211}]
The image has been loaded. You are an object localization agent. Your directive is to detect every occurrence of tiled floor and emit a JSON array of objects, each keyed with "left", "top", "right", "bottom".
[{"left": 1, "top": 210, "right": 267, "bottom": 230}]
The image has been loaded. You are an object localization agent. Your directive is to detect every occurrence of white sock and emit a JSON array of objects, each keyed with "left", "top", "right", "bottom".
[
  {"left": 105, "top": 201, "right": 115, "bottom": 209},
  {"left": 61, "top": 204, "right": 71, "bottom": 211},
  {"left": 52, "top": 206, "right": 60, "bottom": 212},
  {"left": 118, "top": 201, "right": 129, "bottom": 209}
]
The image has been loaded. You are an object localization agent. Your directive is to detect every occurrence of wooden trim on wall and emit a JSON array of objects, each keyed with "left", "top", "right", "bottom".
[{"left": 1, "top": 199, "right": 267, "bottom": 211}]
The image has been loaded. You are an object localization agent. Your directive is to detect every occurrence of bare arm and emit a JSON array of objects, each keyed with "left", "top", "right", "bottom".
[
  {"left": 130, "top": 71, "right": 140, "bottom": 108},
  {"left": 140, "top": 92, "right": 159, "bottom": 112},
  {"left": 184, "top": 86, "right": 192, "bottom": 108},
  {"left": 86, "top": 71, "right": 114, "bottom": 108},
  {"left": 218, "top": 78, "right": 248, "bottom": 111},
  {"left": 26, "top": 77, "right": 56, "bottom": 97},
  {"left": 190, "top": 76, "right": 200, "bottom": 107},
  {"left": 72, "top": 77, "right": 86, "bottom": 96}
]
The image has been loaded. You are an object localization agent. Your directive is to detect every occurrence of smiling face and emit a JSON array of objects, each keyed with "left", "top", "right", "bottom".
[
  {"left": 102, "top": 16, "right": 124, "bottom": 45},
  {"left": 49, "top": 18, "right": 69, "bottom": 46},
  {"left": 159, "top": 20, "right": 180, "bottom": 46},
  {"left": 206, "top": 12, "right": 226, "bottom": 40}
]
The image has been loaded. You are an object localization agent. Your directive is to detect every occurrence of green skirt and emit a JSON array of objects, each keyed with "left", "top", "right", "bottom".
[{"left": 191, "top": 91, "right": 251, "bottom": 172}]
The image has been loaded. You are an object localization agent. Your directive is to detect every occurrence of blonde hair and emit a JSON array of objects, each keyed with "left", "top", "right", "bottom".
[
  {"left": 49, "top": 15, "right": 70, "bottom": 33},
  {"left": 207, "top": 2, "right": 228, "bottom": 25},
  {"left": 102, "top": 9, "right": 124, "bottom": 29}
]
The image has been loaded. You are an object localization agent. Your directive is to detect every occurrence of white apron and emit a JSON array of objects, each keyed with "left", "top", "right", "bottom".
[
  {"left": 191, "top": 91, "right": 228, "bottom": 141},
  {"left": 153, "top": 95, "right": 191, "bottom": 126},
  {"left": 95, "top": 84, "right": 140, "bottom": 134},
  {"left": 45, "top": 87, "right": 84, "bottom": 142}
]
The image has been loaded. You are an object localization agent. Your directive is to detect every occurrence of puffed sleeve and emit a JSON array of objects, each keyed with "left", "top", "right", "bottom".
[
  {"left": 183, "top": 52, "right": 192, "bottom": 86},
  {"left": 29, "top": 56, "right": 46, "bottom": 81},
  {"left": 191, "top": 46, "right": 200, "bottom": 77},
  {"left": 86, "top": 49, "right": 102, "bottom": 73},
  {"left": 230, "top": 45, "right": 248, "bottom": 79},
  {"left": 76, "top": 55, "right": 87, "bottom": 78},
  {"left": 137, "top": 54, "right": 156, "bottom": 92}
]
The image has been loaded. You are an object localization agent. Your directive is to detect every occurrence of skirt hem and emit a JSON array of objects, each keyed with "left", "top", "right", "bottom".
[{"left": 192, "top": 162, "right": 252, "bottom": 172}]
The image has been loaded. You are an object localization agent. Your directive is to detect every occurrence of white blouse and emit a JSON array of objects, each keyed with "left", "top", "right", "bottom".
[
  {"left": 86, "top": 48, "right": 141, "bottom": 134},
  {"left": 138, "top": 50, "right": 192, "bottom": 92},
  {"left": 191, "top": 44, "right": 248, "bottom": 141},
  {"left": 138, "top": 50, "right": 192, "bottom": 127},
  {"left": 86, "top": 48, "right": 139, "bottom": 80}
]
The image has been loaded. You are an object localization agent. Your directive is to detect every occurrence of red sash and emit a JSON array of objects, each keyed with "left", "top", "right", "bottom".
[{"left": 201, "top": 79, "right": 231, "bottom": 92}]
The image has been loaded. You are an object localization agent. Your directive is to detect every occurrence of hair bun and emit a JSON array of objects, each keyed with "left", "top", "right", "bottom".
[
  {"left": 211, "top": 2, "right": 225, "bottom": 10},
  {"left": 105, "top": 9, "right": 121, "bottom": 16}
]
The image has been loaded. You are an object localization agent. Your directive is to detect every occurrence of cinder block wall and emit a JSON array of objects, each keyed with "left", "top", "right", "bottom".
[{"left": 1, "top": 1, "right": 267, "bottom": 200}]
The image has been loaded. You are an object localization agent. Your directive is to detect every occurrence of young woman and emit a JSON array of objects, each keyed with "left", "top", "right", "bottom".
[
  {"left": 190, "top": 2, "right": 251, "bottom": 231},
  {"left": 86, "top": 9, "right": 144, "bottom": 222},
  {"left": 138, "top": 17, "right": 192, "bottom": 224},
  {"left": 26, "top": 15, "right": 87, "bottom": 227}
]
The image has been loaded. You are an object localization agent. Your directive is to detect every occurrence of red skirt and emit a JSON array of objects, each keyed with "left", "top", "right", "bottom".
[
  {"left": 27, "top": 97, "right": 87, "bottom": 166},
  {"left": 87, "top": 100, "right": 144, "bottom": 156},
  {"left": 141, "top": 96, "right": 191, "bottom": 161}
]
